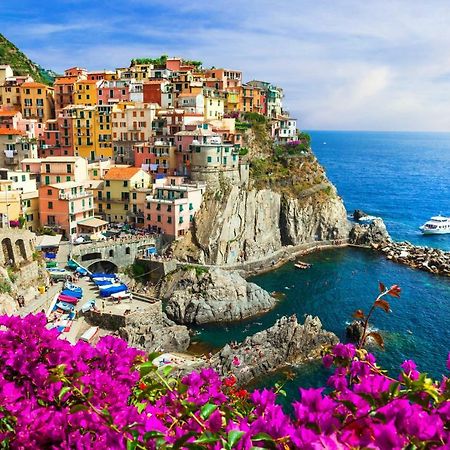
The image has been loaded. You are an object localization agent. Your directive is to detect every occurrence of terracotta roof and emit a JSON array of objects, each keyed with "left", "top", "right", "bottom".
[
  {"left": 0, "top": 128, "right": 24, "bottom": 135},
  {"left": 0, "top": 110, "right": 20, "bottom": 116},
  {"left": 103, "top": 167, "right": 141, "bottom": 180},
  {"left": 21, "top": 82, "right": 49, "bottom": 89},
  {"left": 54, "top": 77, "right": 78, "bottom": 85}
]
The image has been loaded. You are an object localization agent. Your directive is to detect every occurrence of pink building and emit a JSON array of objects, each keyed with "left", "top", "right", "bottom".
[
  {"left": 144, "top": 177, "right": 205, "bottom": 238},
  {"left": 39, "top": 181, "right": 94, "bottom": 237},
  {"left": 134, "top": 140, "right": 177, "bottom": 176},
  {"left": 0, "top": 109, "right": 21, "bottom": 129},
  {"left": 97, "top": 80, "right": 130, "bottom": 105}
]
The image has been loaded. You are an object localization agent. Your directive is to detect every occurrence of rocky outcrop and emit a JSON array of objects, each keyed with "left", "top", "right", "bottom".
[
  {"left": 0, "top": 293, "right": 18, "bottom": 315},
  {"left": 172, "top": 184, "right": 349, "bottom": 266},
  {"left": 119, "top": 304, "right": 191, "bottom": 353},
  {"left": 210, "top": 315, "right": 338, "bottom": 386},
  {"left": 161, "top": 267, "right": 277, "bottom": 324},
  {"left": 376, "top": 241, "right": 450, "bottom": 277},
  {"left": 346, "top": 320, "right": 365, "bottom": 342},
  {"left": 86, "top": 302, "right": 190, "bottom": 353},
  {"left": 349, "top": 218, "right": 391, "bottom": 246}
]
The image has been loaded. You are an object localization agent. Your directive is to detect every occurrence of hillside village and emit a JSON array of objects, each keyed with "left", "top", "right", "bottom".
[{"left": 0, "top": 56, "right": 300, "bottom": 240}]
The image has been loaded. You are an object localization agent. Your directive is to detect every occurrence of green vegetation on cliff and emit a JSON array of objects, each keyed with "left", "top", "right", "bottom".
[{"left": 0, "top": 34, "right": 56, "bottom": 85}]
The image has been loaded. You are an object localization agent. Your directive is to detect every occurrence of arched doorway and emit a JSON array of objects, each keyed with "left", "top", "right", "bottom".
[
  {"left": 2, "top": 238, "right": 14, "bottom": 266},
  {"left": 87, "top": 260, "right": 118, "bottom": 274},
  {"left": 16, "top": 239, "right": 27, "bottom": 262}
]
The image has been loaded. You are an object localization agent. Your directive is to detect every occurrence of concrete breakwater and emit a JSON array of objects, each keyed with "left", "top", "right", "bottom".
[{"left": 372, "top": 241, "right": 450, "bottom": 277}]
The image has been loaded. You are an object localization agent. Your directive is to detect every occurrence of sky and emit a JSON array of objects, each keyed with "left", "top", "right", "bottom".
[{"left": 2, "top": 0, "right": 450, "bottom": 131}]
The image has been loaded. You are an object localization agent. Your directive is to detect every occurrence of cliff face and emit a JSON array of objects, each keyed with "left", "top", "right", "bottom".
[{"left": 173, "top": 179, "right": 349, "bottom": 266}]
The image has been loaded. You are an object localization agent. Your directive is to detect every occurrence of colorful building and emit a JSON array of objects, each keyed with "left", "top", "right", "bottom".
[
  {"left": 20, "top": 82, "right": 55, "bottom": 123},
  {"left": 73, "top": 80, "right": 98, "bottom": 106},
  {"left": 0, "top": 128, "right": 37, "bottom": 170},
  {"left": 99, "top": 167, "right": 151, "bottom": 223},
  {"left": 38, "top": 181, "right": 94, "bottom": 237},
  {"left": 39, "top": 156, "right": 89, "bottom": 185},
  {"left": 144, "top": 177, "right": 206, "bottom": 238},
  {"left": 97, "top": 80, "right": 130, "bottom": 105}
]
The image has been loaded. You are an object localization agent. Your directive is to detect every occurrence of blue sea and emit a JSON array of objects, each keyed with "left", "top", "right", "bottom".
[{"left": 193, "top": 131, "right": 450, "bottom": 400}]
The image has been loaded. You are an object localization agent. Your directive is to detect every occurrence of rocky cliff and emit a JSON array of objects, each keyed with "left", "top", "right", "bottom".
[
  {"left": 172, "top": 124, "right": 350, "bottom": 266},
  {"left": 160, "top": 266, "right": 277, "bottom": 324},
  {"left": 210, "top": 315, "right": 339, "bottom": 386},
  {"left": 172, "top": 180, "right": 349, "bottom": 266},
  {"left": 349, "top": 218, "right": 391, "bottom": 246}
]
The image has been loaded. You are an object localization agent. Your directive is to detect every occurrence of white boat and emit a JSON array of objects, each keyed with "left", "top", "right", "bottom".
[{"left": 419, "top": 215, "right": 450, "bottom": 235}]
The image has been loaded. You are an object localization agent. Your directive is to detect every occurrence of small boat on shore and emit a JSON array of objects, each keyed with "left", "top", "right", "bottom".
[
  {"left": 419, "top": 215, "right": 450, "bottom": 235},
  {"left": 294, "top": 261, "right": 311, "bottom": 270}
]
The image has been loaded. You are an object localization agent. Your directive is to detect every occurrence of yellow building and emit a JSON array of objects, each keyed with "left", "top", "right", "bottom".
[
  {"left": 204, "top": 92, "right": 224, "bottom": 120},
  {"left": 95, "top": 105, "right": 113, "bottom": 159},
  {"left": 71, "top": 105, "right": 113, "bottom": 160},
  {"left": 225, "top": 91, "right": 240, "bottom": 114},
  {"left": 0, "top": 181, "right": 21, "bottom": 227},
  {"left": 73, "top": 80, "right": 98, "bottom": 106},
  {"left": 20, "top": 82, "right": 55, "bottom": 123},
  {"left": 99, "top": 167, "right": 151, "bottom": 223}
]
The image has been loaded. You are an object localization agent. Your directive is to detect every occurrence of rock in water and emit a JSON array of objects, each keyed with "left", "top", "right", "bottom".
[
  {"left": 353, "top": 209, "right": 367, "bottom": 221},
  {"left": 161, "top": 266, "right": 278, "bottom": 324},
  {"left": 346, "top": 320, "right": 365, "bottom": 342},
  {"left": 210, "top": 315, "right": 338, "bottom": 386},
  {"left": 349, "top": 218, "right": 391, "bottom": 246},
  {"left": 117, "top": 302, "right": 190, "bottom": 353}
]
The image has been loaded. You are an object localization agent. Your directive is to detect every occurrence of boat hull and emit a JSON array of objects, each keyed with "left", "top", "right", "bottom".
[{"left": 420, "top": 228, "right": 450, "bottom": 235}]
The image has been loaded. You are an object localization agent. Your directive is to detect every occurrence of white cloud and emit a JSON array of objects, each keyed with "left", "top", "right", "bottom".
[{"left": 10, "top": 0, "right": 450, "bottom": 130}]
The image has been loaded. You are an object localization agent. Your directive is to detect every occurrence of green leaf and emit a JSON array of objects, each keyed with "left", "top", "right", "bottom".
[
  {"left": 252, "top": 432, "right": 274, "bottom": 442},
  {"left": 126, "top": 440, "right": 137, "bottom": 450},
  {"left": 194, "top": 434, "right": 219, "bottom": 444},
  {"left": 143, "top": 431, "right": 165, "bottom": 441},
  {"left": 173, "top": 431, "right": 197, "bottom": 449},
  {"left": 58, "top": 386, "right": 71, "bottom": 401},
  {"left": 69, "top": 404, "right": 89, "bottom": 414},
  {"left": 228, "top": 430, "right": 245, "bottom": 448},
  {"left": 161, "top": 365, "right": 174, "bottom": 377},
  {"left": 200, "top": 403, "right": 218, "bottom": 420}
]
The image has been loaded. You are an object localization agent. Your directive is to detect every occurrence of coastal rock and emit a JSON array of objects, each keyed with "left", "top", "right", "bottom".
[
  {"left": 377, "top": 241, "right": 450, "bottom": 277},
  {"left": 210, "top": 315, "right": 339, "bottom": 386},
  {"left": 172, "top": 183, "right": 350, "bottom": 266},
  {"left": 353, "top": 209, "right": 367, "bottom": 221},
  {"left": 0, "top": 293, "right": 18, "bottom": 315},
  {"left": 349, "top": 218, "right": 391, "bottom": 246},
  {"left": 161, "top": 266, "right": 277, "bottom": 324},
  {"left": 346, "top": 320, "right": 365, "bottom": 342},
  {"left": 87, "top": 301, "right": 191, "bottom": 353}
]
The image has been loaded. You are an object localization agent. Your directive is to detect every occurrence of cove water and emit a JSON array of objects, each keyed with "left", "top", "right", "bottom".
[{"left": 193, "top": 131, "right": 450, "bottom": 399}]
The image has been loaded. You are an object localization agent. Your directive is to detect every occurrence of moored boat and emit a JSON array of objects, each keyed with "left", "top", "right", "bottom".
[{"left": 294, "top": 261, "right": 311, "bottom": 269}]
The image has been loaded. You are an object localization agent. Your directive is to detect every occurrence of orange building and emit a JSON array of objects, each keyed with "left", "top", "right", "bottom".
[
  {"left": 73, "top": 80, "right": 98, "bottom": 106},
  {"left": 20, "top": 82, "right": 55, "bottom": 123},
  {"left": 39, "top": 181, "right": 94, "bottom": 237}
]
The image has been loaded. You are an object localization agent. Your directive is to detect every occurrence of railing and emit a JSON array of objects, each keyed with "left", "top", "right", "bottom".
[{"left": 59, "top": 191, "right": 92, "bottom": 200}]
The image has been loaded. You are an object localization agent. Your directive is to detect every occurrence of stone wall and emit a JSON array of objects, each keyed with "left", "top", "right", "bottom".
[{"left": 0, "top": 229, "right": 36, "bottom": 267}]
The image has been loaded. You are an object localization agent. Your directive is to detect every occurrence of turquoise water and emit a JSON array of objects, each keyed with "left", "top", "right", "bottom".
[{"left": 193, "top": 132, "right": 450, "bottom": 396}]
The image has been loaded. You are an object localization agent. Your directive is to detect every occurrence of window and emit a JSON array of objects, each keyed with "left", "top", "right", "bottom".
[
  {"left": 106, "top": 192, "right": 111, "bottom": 200},
  {"left": 189, "top": 203, "right": 193, "bottom": 210},
  {"left": 47, "top": 189, "right": 52, "bottom": 195},
  {"left": 167, "top": 217, "right": 172, "bottom": 224},
  {"left": 56, "top": 176, "right": 61, "bottom": 183},
  {"left": 167, "top": 205, "right": 172, "bottom": 212},
  {"left": 179, "top": 216, "right": 184, "bottom": 224},
  {"left": 66, "top": 176, "right": 71, "bottom": 181},
  {"left": 45, "top": 176, "right": 50, "bottom": 184},
  {"left": 123, "top": 181, "right": 128, "bottom": 187},
  {"left": 157, "top": 215, "right": 161, "bottom": 222},
  {"left": 125, "top": 247, "right": 130, "bottom": 255},
  {"left": 45, "top": 164, "right": 50, "bottom": 173},
  {"left": 132, "top": 192, "right": 137, "bottom": 200},
  {"left": 124, "top": 204, "right": 128, "bottom": 210},
  {"left": 207, "top": 156, "right": 212, "bottom": 163},
  {"left": 179, "top": 205, "right": 184, "bottom": 212},
  {"left": 105, "top": 180, "right": 110, "bottom": 187},
  {"left": 106, "top": 203, "right": 111, "bottom": 209},
  {"left": 48, "top": 201, "right": 53, "bottom": 209},
  {"left": 67, "top": 164, "right": 72, "bottom": 173},
  {"left": 109, "top": 250, "right": 114, "bottom": 257}
]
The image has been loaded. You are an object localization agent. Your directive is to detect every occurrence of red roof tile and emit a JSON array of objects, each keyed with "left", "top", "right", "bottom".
[{"left": 103, "top": 167, "right": 141, "bottom": 180}]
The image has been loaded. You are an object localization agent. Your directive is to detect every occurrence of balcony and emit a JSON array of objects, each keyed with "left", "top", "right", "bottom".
[{"left": 59, "top": 190, "right": 92, "bottom": 200}]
